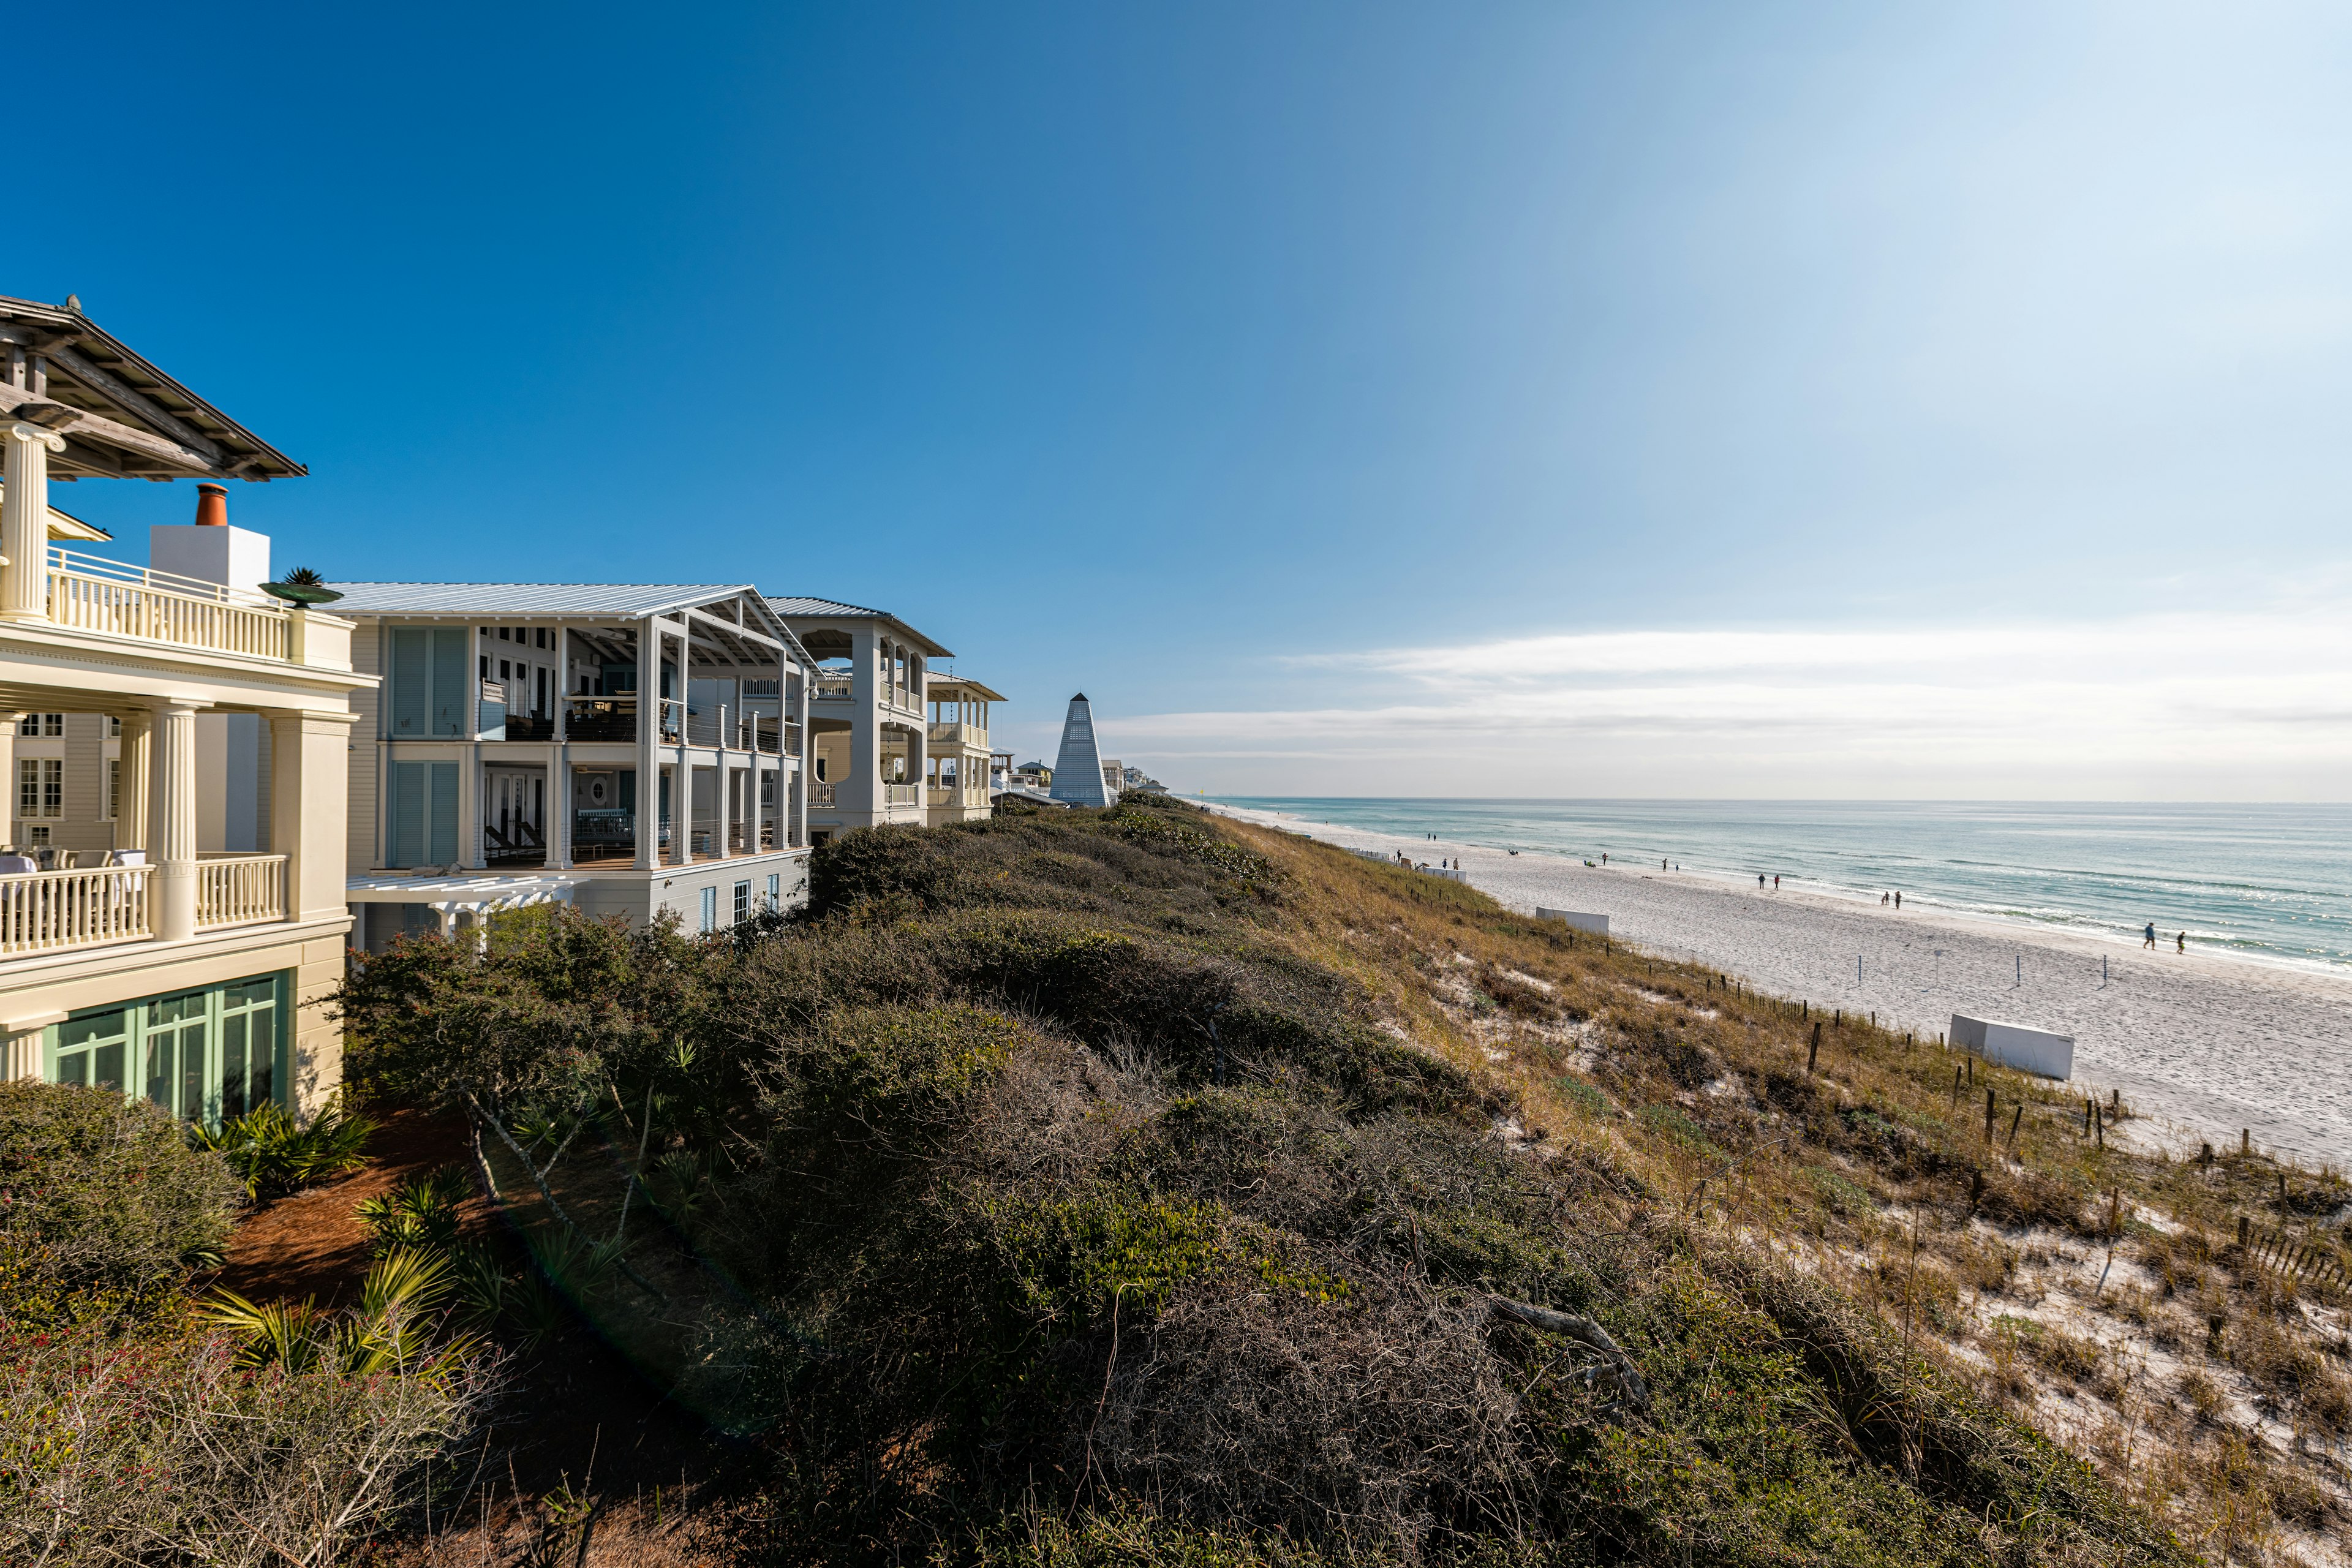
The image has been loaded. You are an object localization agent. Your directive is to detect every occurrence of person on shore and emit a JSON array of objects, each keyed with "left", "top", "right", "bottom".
[
  {"left": 1894, "top": 891, "right": 1901, "bottom": 910},
  {"left": 1757, "top": 873, "right": 1765, "bottom": 889},
  {"left": 2143, "top": 922, "right": 2157, "bottom": 949},
  {"left": 1774, "top": 875, "right": 1780, "bottom": 890},
  {"left": 2177, "top": 931, "right": 2186, "bottom": 954},
  {"left": 1882, "top": 892, "right": 1890, "bottom": 906}
]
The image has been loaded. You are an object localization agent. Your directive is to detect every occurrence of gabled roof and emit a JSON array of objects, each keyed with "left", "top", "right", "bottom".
[
  {"left": 767, "top": 594, "right": 953, "bottom": 658},
  {"left": 0, "top": 296, "right": 304, "bottom": 481},
  {"left": 325, "top": 582, "right": 750, "bottom": 617}
]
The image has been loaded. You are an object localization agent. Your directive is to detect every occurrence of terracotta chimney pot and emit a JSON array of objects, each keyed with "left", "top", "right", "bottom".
[{"left": 194, "top": 483, "right": 227, "bottom": 527}]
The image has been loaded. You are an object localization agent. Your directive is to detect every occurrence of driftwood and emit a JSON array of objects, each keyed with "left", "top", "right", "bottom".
[{"left": 1485, "top": 1295, "right": 1650, "bottom": 1415}]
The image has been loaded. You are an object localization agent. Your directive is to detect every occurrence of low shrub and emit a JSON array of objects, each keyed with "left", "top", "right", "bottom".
[
  {"left": 0, "top": 1080, "right": 242, "bottom": 1311},
  {"left": 190, "top": 1095, "right": 375, "bottom": 1200}
]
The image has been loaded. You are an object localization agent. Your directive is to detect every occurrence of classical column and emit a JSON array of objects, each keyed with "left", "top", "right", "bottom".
[
  {"left": 635, "top": 620, "right": 660, "bottom": 870},
  {"left": 151, "top": 698, "right": 205, "bottom": 941},
  {"left": 2, "top": 1028, "right": 42, "bottom": 1081},
  {"left": 118, "top": 710, "right": 153, "bottom": 853},
  {"left": 0, "top": 421, "right": 66, "bottom": 619},
  {"left": 548, "top": 744, "right": 571, "bottom": 869}
]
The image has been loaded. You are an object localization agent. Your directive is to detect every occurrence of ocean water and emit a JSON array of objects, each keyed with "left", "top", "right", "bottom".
[{"left": 1211, "top": 799, "right": 2352, "bottom": 974}]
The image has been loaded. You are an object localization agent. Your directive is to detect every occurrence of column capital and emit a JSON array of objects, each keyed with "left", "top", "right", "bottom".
[
  {"left": 0, "top": 422, "right": 66, "bottom": 454},
  {"left": 153, "top": 695, "right": 210, "bottom": 713}
]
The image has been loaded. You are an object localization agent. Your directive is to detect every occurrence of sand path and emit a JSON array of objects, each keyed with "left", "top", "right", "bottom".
[{"left": 1207, "top": 802, "right": 2352, "bottom": 1170}]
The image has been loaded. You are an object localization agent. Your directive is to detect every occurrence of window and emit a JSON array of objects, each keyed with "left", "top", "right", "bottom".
[
  {"left": 106, "top": 760, "right": 119, "bottom": 821},
  {"left": 388, "top": 628, "right": 470, "bottom": 737},
  {"left": 499, "top": 659, "right": 511, "bottom": 679},
  {"left": 498, "top": 627, "right": 511, "bottom": 641},
  {"left": 480, "top": 655, "right": 489, "bottom": 679},
  {"left": 766, "top": 873, "right": 780, "bottom": 910},
  {"left": 17, "top": 713, "right": 61, "bottom": 738},
  {"left": 107, "top": 715, "right": 121, "bottom": 739},
  {"left": 535, "top": 627, "right": 549, "bottom": 650},
  {"left": 18, "top": 758, "right": 61, "bottom": 818},
  {"left": 699, "top": 886, "right": 717, "bottom": 933},
  {"left": 733, "top": 880, "right": 751, "bottom": 924},
  {"left": 50, "top": 975, "right": 283, "bottom": 1128},
  {"left": 388, "top": 761, "right": 460, "bottom": 867}
]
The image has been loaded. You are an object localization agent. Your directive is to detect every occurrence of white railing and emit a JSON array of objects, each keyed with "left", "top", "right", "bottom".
[
  {"left": 927, "top": 720, "right": 987, "bottom": 748},
  {"left": 810, "top": 780, "right": 838, "bottom": 806},
  {"left": 0, "top": 865, "right": 151, "bottom": 955},
  {"left": 884, "top": 783, "right": 919, "bottom": 806},
  {"left": 927, "top": 785, "right": 954, "bottom": 808},
  {"left": 196, "top": 854, "right": 285, "bottom": 930},
  {"left": 45, "top": 548, "right": 291, "bottom": 661},
  {"left": 812, "top": 674, "right": 854, "bottom": 699}
]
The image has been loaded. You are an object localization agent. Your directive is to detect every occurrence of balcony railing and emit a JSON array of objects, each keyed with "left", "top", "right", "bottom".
[
  {"left": 564, "top": 696, "right": 638, "bottom": 743},
  {"left": 46, "top": 549, "right": 294, "bottom": 662},
  {"left": 927, "top": 720, "right": 989, "bottom": 749},
  {"left": 810, "top": 781, "right": 839, "bottom": 807},
  {"left": 196, "top": 854, "right": 286, "bottom": 930},
  {"left": 883, "top": 783, "right": 919, "bottom": 807},
  {"left": 0, "top": 864, "right": 151, "bottom": 955},
  {"left": 680, "top": 707, "right": 792, "bottom": 753},
  {"left": 812, "top": 674, "right": 854, "bottom": 700}
]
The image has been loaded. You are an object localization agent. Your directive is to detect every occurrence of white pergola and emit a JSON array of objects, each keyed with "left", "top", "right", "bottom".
[{"left": 345, "top": 872, "right": 586, "bottom": 943}]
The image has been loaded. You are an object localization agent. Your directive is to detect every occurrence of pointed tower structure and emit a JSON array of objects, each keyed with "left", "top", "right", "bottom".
[{"left": 1050, "top": 692, "right": 1116, "bottom": 807}]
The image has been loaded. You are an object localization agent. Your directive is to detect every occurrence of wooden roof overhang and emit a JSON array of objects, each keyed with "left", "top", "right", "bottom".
[{"left": 0, "top": 296, "right": 303, "bottom": 481}]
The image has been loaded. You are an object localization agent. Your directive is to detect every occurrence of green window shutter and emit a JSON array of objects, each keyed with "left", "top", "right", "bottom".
[
  {"left": 431, "top": 629, "right": 467, "bottom": 737},
  {"left": 429, "top": 762, "right": 459, "bottom": 864},
  {"left": 390, "top": 628, "right": 431, "bottom": 736}
]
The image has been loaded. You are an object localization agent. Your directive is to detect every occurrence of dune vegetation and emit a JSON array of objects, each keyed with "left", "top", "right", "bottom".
[{"left": 12, "top": 796, "right": 2349, "bottom": 1564}]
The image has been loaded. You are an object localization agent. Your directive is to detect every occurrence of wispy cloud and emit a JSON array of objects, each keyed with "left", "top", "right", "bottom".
[{"left": 1096, "top": 612, "right": 2352, "bottom": 797}]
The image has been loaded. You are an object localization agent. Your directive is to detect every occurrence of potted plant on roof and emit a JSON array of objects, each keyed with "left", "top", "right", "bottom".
[{"left": 261, "top": 567, "right": 343, "bottom": 606}]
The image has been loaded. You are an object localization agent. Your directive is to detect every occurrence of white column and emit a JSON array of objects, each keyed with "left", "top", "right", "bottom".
[
  {"left": 0, "top": 421, "right": 65, "bottom": 620},
  {"left": 151, "top": 698, "right": 204, "bottom": 941},
  {"left": 714, "top": 745, "right": 732, "bottom": 858},
  {"left": 635, "top": 620, "right": 660, "bottom": 870},
  {"left": 118, "top": 710, "right": 152, "bottom": 853},
  {"left": 549, "top": 744, "right": 572, "bottom": 869},
  {"left": 3, "top": 1028, "right": 42, "bottom": 1081}
]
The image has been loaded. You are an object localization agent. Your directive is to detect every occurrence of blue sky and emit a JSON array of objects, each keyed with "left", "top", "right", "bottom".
[{"left": 24, "top": 3, "right": 2352, "bottom": 797}]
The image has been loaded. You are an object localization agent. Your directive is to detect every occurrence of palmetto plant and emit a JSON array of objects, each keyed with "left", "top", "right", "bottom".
[
  {"left": 189, "top": 1096, "right": 377, "bottom": 1199},
  {"left": 199, "top": 1247, "right": 477, "bottom": 1384},
  {"left": 353, "top": 1164, "right": 469, "bottom": 1257}
]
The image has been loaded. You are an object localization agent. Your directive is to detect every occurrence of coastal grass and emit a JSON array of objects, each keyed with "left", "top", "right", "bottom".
[{"left": 329, "top": 796, "right": 2352, "bottom": 1564}]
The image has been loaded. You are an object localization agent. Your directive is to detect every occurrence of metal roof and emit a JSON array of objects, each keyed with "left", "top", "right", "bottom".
[
  {"left": 325, "top": 582, "right": 753, "bottom": 617},
  {"left": 767, "top": 595, "right": 954, "bottom": 658}
]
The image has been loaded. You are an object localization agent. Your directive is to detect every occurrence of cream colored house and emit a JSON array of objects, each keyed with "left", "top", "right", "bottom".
[
  {"left": 0, "top": 295, "right": 367, "bottom": 1120},
  {"left": 769, "top": 598, "right": 951, "bottom": 843},
  {"left": 328, "top": 584, "right": 814, "bottom": 942},
  {"left": 923, "top": 674, "right": 1003, "bottom": 826}
]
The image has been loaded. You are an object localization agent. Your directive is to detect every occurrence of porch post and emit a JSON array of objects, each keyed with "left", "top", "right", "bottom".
[
  {"left": 714, "top": 746, "right": 731, "bottom": 859},
  {"left": 0, "top": 421, "right": 65, "bottom": 620},
  {"left": 118, "top": 709, "right": 152, "bottom": 853},
  {"left": 635, "top": 619, "right": 660, "bottom": 870},
  {"left": 549, "top": 744, "right": 572, "bottom": 869},
  {"left": 151, "top": 697, "right": 205, "bottom": 941}
]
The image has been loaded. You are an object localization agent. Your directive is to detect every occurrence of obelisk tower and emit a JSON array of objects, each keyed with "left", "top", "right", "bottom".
[{"left": 1050, "top": 692, "right": 1115, "bottom": 807}]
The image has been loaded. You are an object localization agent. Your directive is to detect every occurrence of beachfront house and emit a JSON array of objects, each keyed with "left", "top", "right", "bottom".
[
  {"left": 769, "top": 597, "right": 952, "bottom": 844},
  {"left": 924, "top": 674, "right": 1003, "bottom": 826},
  {"left": 328, "top": 584, "right": 813, "bottom": 943},
  {"left": 0, "top": 295, "right": 367, "bottom": 1118}
]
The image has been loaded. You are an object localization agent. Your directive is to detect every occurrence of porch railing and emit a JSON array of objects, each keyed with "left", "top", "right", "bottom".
[
  {"left": 927, "top": 720, "right": 988, "bottom": 748},
  {"left": 810, "top": 781, "right": 839, "bottom": 807},
  {"left": 883, "top": 783, "right": 919, "bottom": 807},
  {"left": 0, "top": 864, "right": 151, "bottom": 955},
  {"left": 47, "top": 549, "right": 292, "bottom": 662},
  {"left": 564, "top": 696, "right": 638, "bottom": 743},
  {"left": 196, "top": 854, "right": 286, "bottom": 930},
  {"left": 811, "top": 674, "right": 854, "bottom": 700}
]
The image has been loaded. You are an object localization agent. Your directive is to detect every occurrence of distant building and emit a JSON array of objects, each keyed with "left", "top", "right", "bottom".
[{"left": 1050, "top": 694, "right": 1114, "bottom": 808}]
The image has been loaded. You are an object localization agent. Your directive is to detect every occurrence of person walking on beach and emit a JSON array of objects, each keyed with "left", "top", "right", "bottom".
[
  {"left": 2143, "top": 922, "right": 2157, "bottom": 949},
  {"left": 1894, "top": 891, "right": 1901, "bottom": 910},
  {"left": 1773, "top": 875, "right": 1780, "bottom": 891},
  {"left": 2177, "top": 931, "right": 2186, "bottom": 954},
  {"left": 1758, "top": 874, "right": 1765, "bottom": 889}
]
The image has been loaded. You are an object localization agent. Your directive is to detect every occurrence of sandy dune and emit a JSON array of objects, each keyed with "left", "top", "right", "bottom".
[{"left": 1208, "top": 802, "right": 2352, "bottom": 1171}]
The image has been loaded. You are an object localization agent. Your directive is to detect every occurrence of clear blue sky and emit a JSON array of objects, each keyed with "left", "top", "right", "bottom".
[{"left": 27, "top": 4, "right": 2352, "bottom": 796}]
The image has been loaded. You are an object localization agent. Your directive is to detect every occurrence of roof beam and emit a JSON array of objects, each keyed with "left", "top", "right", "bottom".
[
  {"left": 29, "top": 340, "right": 224, "bottom": 464},
  {"left": 0, "top": 383, "right": 219, "bottom": 473}
]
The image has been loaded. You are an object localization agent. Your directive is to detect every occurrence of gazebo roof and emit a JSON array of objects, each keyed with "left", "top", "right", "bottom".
[{"left": 0, "top": 295, "right": 303, "bottom": 481}]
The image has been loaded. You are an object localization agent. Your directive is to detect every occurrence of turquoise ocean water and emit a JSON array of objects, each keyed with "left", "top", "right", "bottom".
[{"left": 1210, "top": 799, "right": 2352, "bottom": 974}]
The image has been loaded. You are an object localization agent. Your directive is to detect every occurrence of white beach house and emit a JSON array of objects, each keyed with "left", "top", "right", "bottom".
[
  {"left": 0, "top": 295, "right": 367, "bottom": 1118},
  {"left": 326, "top": 584, "right": 814, "bottom": 943},
  {"left": 770, "top": 597, "right": 954, "bottom": 843},
  {"left": 924, "top": 674, "right": 1004, "bottom": 826}
]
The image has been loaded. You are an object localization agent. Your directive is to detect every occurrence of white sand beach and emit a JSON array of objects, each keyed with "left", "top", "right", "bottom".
[{"left": 1207, "top": 802, "right": 2352, "bottom": 1172}]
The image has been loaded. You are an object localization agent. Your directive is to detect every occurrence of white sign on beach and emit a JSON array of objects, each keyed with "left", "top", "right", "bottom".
[
  {"left": 1950, "top": 1013, "right": 2075, "bottom": 1080},
  {"left": 1537, "top": 907, "right": 1610, "bottom": 935}
]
